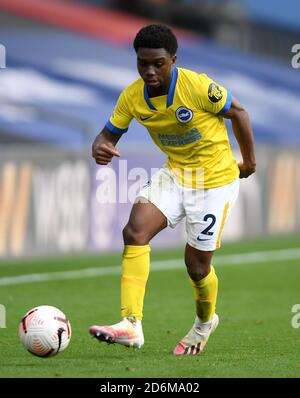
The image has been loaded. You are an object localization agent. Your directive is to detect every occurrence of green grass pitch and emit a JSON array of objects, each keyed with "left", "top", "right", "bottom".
[{"left": 0, "top": 234, "right": 300, "bottom": 378}]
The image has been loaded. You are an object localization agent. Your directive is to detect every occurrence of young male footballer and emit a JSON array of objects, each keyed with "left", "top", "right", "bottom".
[{"left": 90, "top": 24, "right": 256, "bottom": 355}]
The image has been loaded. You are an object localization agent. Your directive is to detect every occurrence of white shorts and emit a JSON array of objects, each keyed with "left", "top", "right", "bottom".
[{"left": 137, "top": 165, "right": 239, "bottom": 251}]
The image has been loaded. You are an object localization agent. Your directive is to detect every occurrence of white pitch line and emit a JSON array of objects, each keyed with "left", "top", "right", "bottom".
[{"left": 0, "top": 248, "right": 300, "bottom": 287}]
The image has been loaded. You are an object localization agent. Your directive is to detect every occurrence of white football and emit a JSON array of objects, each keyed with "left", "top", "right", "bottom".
[{"left": 19, "top": 305, "right": 71, "bottom": 357}]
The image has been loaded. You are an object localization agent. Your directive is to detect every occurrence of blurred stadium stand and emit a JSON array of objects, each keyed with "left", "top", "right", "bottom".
[{"left": 112, "top": 0, "right": 300, "bottom": 64}]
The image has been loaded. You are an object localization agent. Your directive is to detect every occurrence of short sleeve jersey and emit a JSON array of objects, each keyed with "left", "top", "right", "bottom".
[{"left": 106, "top": 67, "right": 239, "bottom": 188}]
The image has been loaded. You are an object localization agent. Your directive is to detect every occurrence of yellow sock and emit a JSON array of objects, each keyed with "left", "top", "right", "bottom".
[
  {"left": 190, "top": 265, "right": 218, "bottom": 323},
  {"left": 121, "top": 244, "right": 151, "bottom": 320}
]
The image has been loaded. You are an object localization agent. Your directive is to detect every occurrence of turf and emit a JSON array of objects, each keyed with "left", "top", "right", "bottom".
[{"left": 0, "top": 234, "right": 300, "bottom": 378}]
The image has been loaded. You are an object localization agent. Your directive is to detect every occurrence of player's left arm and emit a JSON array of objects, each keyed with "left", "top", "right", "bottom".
[{"left": 222, "top": 97, "right": 256, "bottom": 178}]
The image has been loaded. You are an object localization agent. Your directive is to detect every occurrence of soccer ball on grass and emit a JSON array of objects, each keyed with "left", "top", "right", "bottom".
[{"left": 19, "top": 305, "right": 71, "bottom": 357}]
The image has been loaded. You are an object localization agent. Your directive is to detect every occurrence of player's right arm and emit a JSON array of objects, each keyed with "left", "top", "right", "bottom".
[
  {"left": 92, "top": 127, "right": 121, "bottom": 165},
  {"left": 92, "top": 89, "right": 133, "bottom": 165}
]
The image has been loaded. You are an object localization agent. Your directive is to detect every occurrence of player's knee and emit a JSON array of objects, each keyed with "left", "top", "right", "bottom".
[
  {"left": 185, "top": 260, "right": 211, "bottom": 281},
  {"left": 122, "top": 223, "right": 149, "bottom": 245},
  {"left": 187, "top": 269, "right": 208, "bottom": 281}
]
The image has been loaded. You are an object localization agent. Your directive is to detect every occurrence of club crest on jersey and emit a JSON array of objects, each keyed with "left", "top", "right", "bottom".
[
  {"left": 175, "top": 107, "right": 193, "bottom": 124},
  {"left": 208, "top": 82, "right": 223, "bottom": 103}
]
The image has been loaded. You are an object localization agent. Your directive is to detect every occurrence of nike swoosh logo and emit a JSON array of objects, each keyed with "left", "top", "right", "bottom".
[
  {"left": 197, "top": 237, "right": 212, "bottom": 241},
  {"left": 140, "top": 115, "right": 152, "bottom": 121}
]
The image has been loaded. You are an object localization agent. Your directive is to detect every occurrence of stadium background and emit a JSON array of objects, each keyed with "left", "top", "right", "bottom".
[{"left": 0, "top": 0, "right": 300, "bottom": 379}]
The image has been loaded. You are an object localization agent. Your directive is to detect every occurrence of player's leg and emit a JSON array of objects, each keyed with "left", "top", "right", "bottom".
[
  {"left": 90, "top": 204, "right": 166, "bottom": 348},
  {"left": 121, "top": 201, "right": 167, "bottom": 321},
  {"left": 89, "top": 166, "right": 184, "bottom": 348},
  {"left": 89, "top": 201, "right": 167, "bottom": 348},
  {"left": 185, "top": 245, "right": 217, "bottom": 324},
  {"left": 173, "top": 245, "right": 219, "bottom": 355},
  {"left": 174, "top": 178, "right": 239, "bottom": 355},
  {"left": 123, "top": 200, "right": 168, "bottom": 245}
]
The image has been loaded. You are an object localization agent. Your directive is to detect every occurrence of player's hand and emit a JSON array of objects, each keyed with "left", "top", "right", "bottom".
[
  {"left": 238, "top": 161, "right": 256, "bottom": 178},
  {"left": 92, "top": 141, "right": 120, "bottom": 165}
]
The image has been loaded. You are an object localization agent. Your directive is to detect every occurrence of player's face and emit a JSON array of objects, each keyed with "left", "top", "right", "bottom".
[{"left": 137, "top": 48, "right": 176, "bottom": 95}]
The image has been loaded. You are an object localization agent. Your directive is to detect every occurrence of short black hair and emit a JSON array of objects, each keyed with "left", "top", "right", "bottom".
[{"left": 133, "top": 24, "right": 178, "bottom": 55}]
